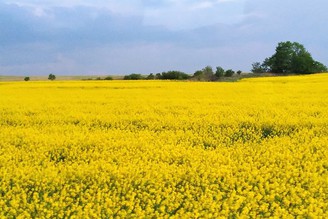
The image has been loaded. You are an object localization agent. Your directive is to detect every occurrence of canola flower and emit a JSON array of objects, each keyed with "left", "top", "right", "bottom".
[{"left": 0, "top": 74, "right": 328, "bottom": 218}]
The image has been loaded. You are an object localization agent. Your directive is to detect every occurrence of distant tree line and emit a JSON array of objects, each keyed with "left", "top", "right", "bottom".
[
  {"left": 123, "top": 68, "right": 242, "bottom": 81},
  {"left": 123, "top": 41, "right": 327, "bottom": 81},
  {"left": 191, "top": 66, "right": 242, "bottom": 81},
  {"left": 123, "top": 71, "right": 191, "bottom": 80},
  {"left": 22, "top": 41, "right": 327, "bottom": 82}
]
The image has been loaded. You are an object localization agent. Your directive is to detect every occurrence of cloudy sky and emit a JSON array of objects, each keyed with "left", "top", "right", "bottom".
[{"left": 1, "top": 0, "right": 327, "bottom": 75}]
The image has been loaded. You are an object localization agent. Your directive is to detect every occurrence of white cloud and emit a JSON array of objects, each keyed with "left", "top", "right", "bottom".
[
  {"left": 5, "top": 0, "right": 143, "bottom": 17},
  {"left": 32, "top": 7, "right": 46, "bottom": 17},
  {"left": 143, "top": 0, "right": 247, "bottom": 30},
  {"left": 188, "top": 1, "right": 214, "bottom": 10},
  {"left": 6, "top": 0, "right": 247, "bottom": 30}
]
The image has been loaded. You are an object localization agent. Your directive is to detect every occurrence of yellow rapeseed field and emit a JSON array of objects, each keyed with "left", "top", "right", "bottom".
[{"left": 0, "top": 74, "right": 328, "bottom": 218}]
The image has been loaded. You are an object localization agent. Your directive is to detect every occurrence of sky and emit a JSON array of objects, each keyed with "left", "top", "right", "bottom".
[{"left": 1, "top": 0, "right": 327, "bottom": 75}]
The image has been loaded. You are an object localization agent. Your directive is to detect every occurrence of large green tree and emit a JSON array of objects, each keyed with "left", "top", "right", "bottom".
[{"left": 252, "top": 41, "right": 327, "bottom": 74}]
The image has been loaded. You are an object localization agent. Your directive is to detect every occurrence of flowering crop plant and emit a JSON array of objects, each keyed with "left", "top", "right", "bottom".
[{"left": 0, "top": 74, "right": 328, "bottom": 218}]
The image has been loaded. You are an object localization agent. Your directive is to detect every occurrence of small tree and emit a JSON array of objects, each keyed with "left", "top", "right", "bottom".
[
  {"left": 193, "top": 70, "right": 203, "bottom": 77},
  {"left": 146, "top": 73, "right": 155, "bottom": 80},
  {"left": 203, "top": 66, "right": 214, "bottom": 76},
  {"left": 155, "top": 73, "right": 162, "bottom": 79},
  {"left": 24, "top": 77, "right": 30, "bottom": 81},
  {"left": 199, "top": 66, "right": 215, "bottom": 81},
  {"left": 224, "top": 69, "right": 235, "bottom": 77},
  {"left": 215, "top": 66, "right": 225, "bottom": 78},
  {"left": 251, "top": 62, "right": 267, "bottom": 73},
  {"left": 193, "top": 70, "right": 203, "bottom": 81},
  {"left": 48, "top": 74, "right": 56, "bottom": 80},
  {"left": 236, "top": 70, "right": 242, "bottom": 75}
]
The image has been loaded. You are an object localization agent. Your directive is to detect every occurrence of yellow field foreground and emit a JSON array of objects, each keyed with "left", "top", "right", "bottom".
[{"left": 0, "top": 74, "right": 328, "bottom": 218}]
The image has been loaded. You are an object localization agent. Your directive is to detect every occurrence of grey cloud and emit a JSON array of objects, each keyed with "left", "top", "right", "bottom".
[
  {"left": 0, "top": 3, "right": 185, "bottom": 67},
  {"left": 1, "top": 0, "right": 327, "bottom": 75},
  {"left": 1, "top": 3, "right": 183, "bottom": 47}
]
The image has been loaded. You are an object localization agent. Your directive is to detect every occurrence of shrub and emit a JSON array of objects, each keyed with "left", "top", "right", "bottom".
[
  {"left": 124, "top": 74, "right": 144, "bottom": 80},
  {"left": 224, "top": 69, "right": 235, "bottom": 77},
  {"left": 48, "top": 74, "right": 56, "bottom": 81},
  {"left": 146, "top": 73, "right": 155, "bottom": 80},
  {"left": 160, "top": 71, "right": 190, "bottom": 80},
  {"left": 104, "top": 76, "right": 113, "bottom": 80}
]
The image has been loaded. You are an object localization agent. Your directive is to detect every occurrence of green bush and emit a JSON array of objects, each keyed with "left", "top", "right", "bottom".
[
  {"left": 160, "top": 71, "right": 190, "bottom": 80},
  {"left": 124, "top": 74, "right": 144, "bottom": 80},
  {"left": 104, "top": 76, "right": 113, "bottom": 80},
  {"left": 224, "top": 69, "right": 235, "bottom": 77},
  {"left": 48, "top": 74, "right": 56, "bottom": 81}
]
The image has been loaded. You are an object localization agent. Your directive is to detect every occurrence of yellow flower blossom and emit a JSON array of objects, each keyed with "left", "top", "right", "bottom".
[{"left": 0, "top": 74, "right": 328, "bottom": 217}]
